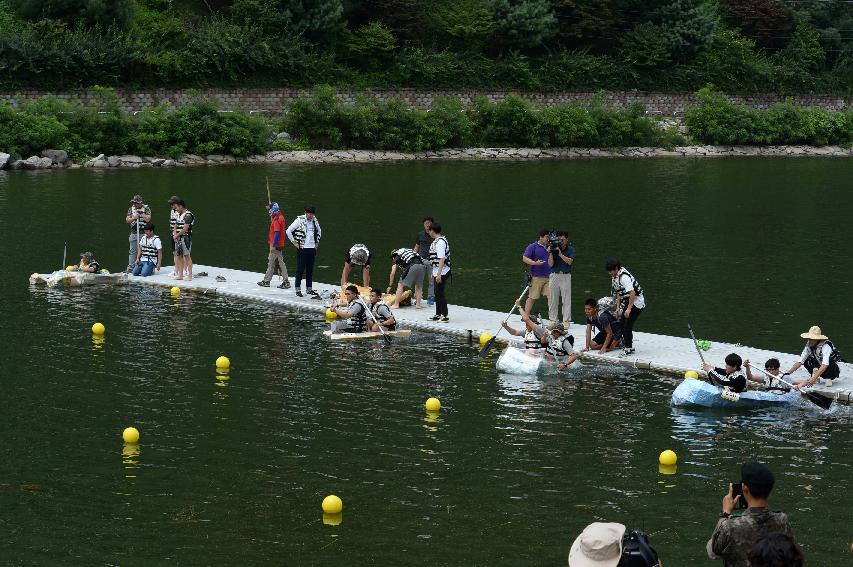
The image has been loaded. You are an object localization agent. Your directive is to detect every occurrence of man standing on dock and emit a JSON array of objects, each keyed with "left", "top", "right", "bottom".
[
  {"left": 286, "top": 205, "right": 322, "bottom": 298},
  {"left": 258, "top": 202, "right": 289, "bottom": 289},
  {"left": 607, "top": 259, "right": 645, "bottom": 356},
  {"left": 427, "top": 222, "right": 450, "bottom": 322},
  {"left": 548, "top": 230, "right": 575, "bottom": 327},
  {"left": 413, "top": 216, "right": 435, "bottom": 305},
  {"left": 522, "top": 230, "right": 551, "bottom": 319},
  {"left": 125, "top": 195, "right": 151, "bottom": 273}
]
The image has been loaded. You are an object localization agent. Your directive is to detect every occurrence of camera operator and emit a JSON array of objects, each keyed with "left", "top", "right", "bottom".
[
  {"left": 569, "top": 522, "right": 661, "bottom": 566},
  {"left": 707, "top": 462, "right": 793, "bottom": 567},
  {"left": 547, "top": 230, "right": 575, "bottom": 327}
]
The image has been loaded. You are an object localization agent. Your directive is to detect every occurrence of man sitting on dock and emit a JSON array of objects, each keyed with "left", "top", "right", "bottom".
[
  {"left": 341, "top": 244, "right": 370, "bottom": 290},
  {"left": 388, "top": 248, "right": 426, "bottom": 309},
  {"left": 367, "top": 288, "right": 397, "bottom": 332},
  {"left": 330, "top": 285, "right": 368, "bottom": 334},
  {"left": 703, "top": 353, "right": 747, "bottom": 393},
  {"left": 582, "top": 297, "right": 621, "bottom": 355},
  {"left": 784, "top": 325, "right": 844, "bottom": 390}
]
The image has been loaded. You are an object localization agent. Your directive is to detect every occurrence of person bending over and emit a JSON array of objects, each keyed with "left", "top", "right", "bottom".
[
  {"left": 388, "top": 248, "right": 426, "bottom": 309},
  {"left": 703, "top": 353, "right": 747, "bottom": 393},
  {"left": 582, "top": 297, "right": 621, "bottom": 354},
  {"left": 606, "top": 259, "right": 645, "bottom": 356},
  {"left": 330, "top": 285, "right": 368, "bottom": 334},
  {"left": 784, "top": 325, "right": 844, "bottom": 390},
  {"left": 368, "top": 288, "right": 396, "bottom": 332},
  {"left": 341, "top": 243, "right": 370, "bottom": 289}
]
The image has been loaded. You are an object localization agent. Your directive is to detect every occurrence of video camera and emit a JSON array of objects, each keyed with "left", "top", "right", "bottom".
[
  {"left": 547, "top": 231, "right": 561, "bottom": 252},
  {"left": 619, "top": 530, "right": 660, "bottom": 567}
]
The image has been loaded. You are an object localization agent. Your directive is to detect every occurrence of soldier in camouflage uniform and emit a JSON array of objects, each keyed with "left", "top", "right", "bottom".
[{"left": 707, "top": 462, "right": 793, "bottom": 567}]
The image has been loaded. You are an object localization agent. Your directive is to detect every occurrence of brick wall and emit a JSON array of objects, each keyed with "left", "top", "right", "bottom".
[{"left": 2, "top": 88, "right": 852, "bottom": 115}]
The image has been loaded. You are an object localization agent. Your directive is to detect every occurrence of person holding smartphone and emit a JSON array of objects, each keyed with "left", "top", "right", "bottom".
[{"left": 707, "top": 462, "right": 793, "bottom": 566}]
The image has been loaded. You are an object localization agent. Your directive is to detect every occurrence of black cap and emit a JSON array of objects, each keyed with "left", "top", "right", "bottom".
[
  {"left": 143, "top": 222, "right": 155, "bottom": 231},
  {"left": 305, "top": 205, "right": 316, "bottom": 213},
  {"left": 741, "top": 462, "right": 775, "bottom": 489},
  {"left": 167, "top": 195, "right": 180, "bottom": 204}
]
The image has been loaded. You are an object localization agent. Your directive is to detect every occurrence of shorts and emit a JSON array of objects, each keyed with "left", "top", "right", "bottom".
[
  {"left": 401, "top": 262, "right": 426, "bottom": 288},
  {"left": 170, "top": 236, "right": 176, "bottom": 252},
  {"left": 176, "top": 235, "right": 192, "bottom": 257},
  {"left": 529, "top": 276, "right": 550, "bottom": 300}
]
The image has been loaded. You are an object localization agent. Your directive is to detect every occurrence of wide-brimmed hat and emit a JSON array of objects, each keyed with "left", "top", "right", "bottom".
[
  {"left": 130, "top": 194, "right": 143, "bottom": 203},
  {"left": 568, "top": 522, "right": 625, "bottom": 567},
  {"left": 800, "top": 325, "right": 827, "bottom": 340}
]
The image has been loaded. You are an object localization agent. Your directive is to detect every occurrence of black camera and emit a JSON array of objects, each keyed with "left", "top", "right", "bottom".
[
  {"left": 547, "top": 231, "right": 561, "bottom": 252},
  {"left": 619, "top": 530, "right": 660, "bottom": 567}
]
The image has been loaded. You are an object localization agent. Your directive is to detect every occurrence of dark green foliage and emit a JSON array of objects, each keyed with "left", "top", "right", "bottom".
[
  {"left": 342, "top": 22, "right": 396, "bottom": 70},
  {"left": 487, "top": 0, "right": 557, "bottom": 50},
  {"left": 719, "top": 0, "right": 792, "bottom": 50},
  {"left": 469, "top": 96, "right": 538, "bottom": 147},
  {"left": 9, "top": 0, "right": 136, "bottom": 28}
]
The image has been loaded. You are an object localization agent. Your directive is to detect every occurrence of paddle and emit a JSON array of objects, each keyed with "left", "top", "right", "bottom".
[
  {"left": 688, "top": 323, "right": 739, "bottom": 400},
  {"left": 747, "top": 362, "right": 833, "bottom": 410},
  {"left": 687, "top": 323, "right": 706, "bottom": 365},
  {"left": 478, "top": 285, "right": 531, "bottom": 358},
  {"left": 358, "top": 297, "right": 392, "bottom": 344},
  {"left": 62, "top": 241, "right": 67, "bottom": 271},
  {"left": 266, "top": 176, "right": 271, "bottom": 205}
]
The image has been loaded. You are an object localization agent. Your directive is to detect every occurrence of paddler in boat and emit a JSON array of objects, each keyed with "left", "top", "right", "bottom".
[
  {"left": 549, "top": 324, "right": 581, "bottom": 370},
  {"left": 330, "top": 285, "right": 368, "bottom": 334},
  {"left": 783, "top": 325, "right": 845, "bottom": 390},
  {"left": 367, "top": 288, "right": 397, "bottom": 332},
  {"left": 501, "top": 300, "right": 548, "bottom": 350},
  {"left": 70, "top": 251, "right": 101, "bottom": 273},
  {"left": 745, "top": 358, "right": 785, "bottom": 388},
  {"left": 702, "top": 353, "right": 747, "bottom": 393}
]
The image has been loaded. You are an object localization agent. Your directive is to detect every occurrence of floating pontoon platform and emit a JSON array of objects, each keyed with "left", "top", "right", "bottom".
[{"left": 129, "top": 265, "right": 852, "bottom": 405}]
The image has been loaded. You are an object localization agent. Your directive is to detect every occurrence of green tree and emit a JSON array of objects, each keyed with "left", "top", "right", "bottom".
[
  {"left": 8, "top": 0, "right": 136, "bottom": 28},
  {"left": 343, "top": 21, "right": 397, "bottom": 70},
  {"left": 426, "top": 0, "right": 496, "bottom": 49},
  {"left": 487, "top": 0, "right": 557, "bottom": 50},
  {"left": 719, "top": 0, "right": 793, "bottom": 50}
]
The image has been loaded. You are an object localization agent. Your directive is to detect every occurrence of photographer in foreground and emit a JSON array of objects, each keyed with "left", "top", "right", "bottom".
[{"left": 707, "top": 462, "right": 793, "bottom": 567}]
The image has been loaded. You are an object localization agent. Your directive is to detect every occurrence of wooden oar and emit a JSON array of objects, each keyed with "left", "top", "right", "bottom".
[
  {"left": 478, "top": 285, "right": 530, "bottom": 358},
  {"left": 62, "top": 241, "right": 66, "bottom": 271},
  {"left": 747, "top": 362, "right": 833, "bottom": 410},
  {"left": 358, "top": 298, "right": 391, "bottom": 344},
  {"left": 266, "top": 176, "right": 271, "bottom": 205}
]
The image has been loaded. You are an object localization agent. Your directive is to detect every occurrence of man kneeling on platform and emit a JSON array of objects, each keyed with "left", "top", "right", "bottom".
[
  {"left": 330, "top": 285, "right": 368, "bottom": 334},
  {"left": 368, "top": 288, "right": 397, "bottom": 332},
  {"left": 703, "top": 353, "right": 747, "bottom": 393}
]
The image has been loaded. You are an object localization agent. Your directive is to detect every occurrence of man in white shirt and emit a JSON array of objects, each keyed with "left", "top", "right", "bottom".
[
  {"left": 286, "top": 205, "right": 322, "bottom": 298},
  {"left": 427, "top": 222, "right": 450, "bottom": 322}
]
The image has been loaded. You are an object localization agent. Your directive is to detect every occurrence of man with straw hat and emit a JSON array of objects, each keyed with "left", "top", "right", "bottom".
[
  {"left": 784, "top": 325, "right": 845, "bottom": 389},
  {"left": 568, "top": 522, "right": 625, "bottom": 566}
]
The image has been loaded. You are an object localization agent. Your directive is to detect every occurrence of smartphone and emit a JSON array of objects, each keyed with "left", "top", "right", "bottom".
[{"left": 731, "top": 482, "right": 748, "bottom": 509}]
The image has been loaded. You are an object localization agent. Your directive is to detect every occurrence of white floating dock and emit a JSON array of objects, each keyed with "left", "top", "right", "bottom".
[{"left": 131, "top": 264, "right": 852, "bottom": 405}]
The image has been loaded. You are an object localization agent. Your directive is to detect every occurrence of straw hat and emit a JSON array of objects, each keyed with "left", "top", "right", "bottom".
[
  {"left": 800, "top": 325, "right": 828, "bottom": 341},
  {"left": 568, "top": 522, "right": 625, "bottom": 567}
]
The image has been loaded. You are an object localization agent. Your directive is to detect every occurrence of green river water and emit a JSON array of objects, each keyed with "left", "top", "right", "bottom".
[{"left": 1, "top": 159, "right": 851, "bottom": 565}]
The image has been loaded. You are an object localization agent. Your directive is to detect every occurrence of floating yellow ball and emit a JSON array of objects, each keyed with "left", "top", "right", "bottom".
[
  {"left": 425, "top": 397, "right": 441, "bottom": 412},
  {"left": 322, "top": 494, "right": 343, "bottom": 514},
  {"left": 325, "top": 308, "right": 338, "bottom": 321},
  {"left": 65, "top": 265, "right": 75, "bottom": 271},
  {"left": 215, "top": 356, "right": 231, "bottom": 370},
  {"left": 170, "top": 286, "right": 181, "bottom": 297},
  {"left": 479, "top": 333, "right": 493, "bottom": 347},
  {"left": 659, "top": 449, "right": 677, "bottom": 466},
  {"left": 659, "top": 463, "right": 677, "bottom": 475},
  {"left": 684, "top": 370, "right": 699, "bottom": 380},
  {"left": 91, "top": 322, "right": 105, "bottom": 335},
  {"left": 122, "top": 426, "right": 140, "bottom": 444}
]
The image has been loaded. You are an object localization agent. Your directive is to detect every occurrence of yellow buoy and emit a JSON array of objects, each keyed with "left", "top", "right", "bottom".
[
  {"left": 325, "top": 308, "right": 338, "bottom": 321},
  {"left": 91, "top": 322, "right": 106, "bottom": 335},
  {"left": 65, "top": 265, "right": 75, "bottom": 271},
  {"left": 658, "top": 463, "right": 677, "bottom": 475},
  {"left": 323, "top": 512, "right": 343, "bottom": 526},
  {"left": 122, "top": 426, "right": 140, "bottom": 444},
  {"left": 322, "top": 494, "right": 343, "bottom": 514},
  {"left": 659, "top": 449, "right": 677, "bottom": 466},
  {"left": 170, "top": 286, "right": 181, "bottom": 297},
  {"left": 215, "top": 356, "right": 231, "bottom": 370},
  {"left": 684, "top": 370, "right": 699, "bottom": 380},
  {"left": 425, "top": 397, "right": 441, "bottom": 412},
  {"left": 478, "top": 333, "right": 493, "bottom": 347}
]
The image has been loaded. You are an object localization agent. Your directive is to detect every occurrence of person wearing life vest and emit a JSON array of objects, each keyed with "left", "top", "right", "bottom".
[
  {"left": 286, "top": 205, "right": 322, "bottom": 298},
  {"left": 427, "top": 222, "right": 450, "bottom": 322},
  {"left": 72, "top": 251, "right": 100, "bottom": 273},
  {"left": 131, "top": 223, "right": 162, "bottom": 277},
  {"left": 606, "top": 259, "right": 645, "bottom": 357},
  {"left": 501, "top": 299, "right": 549, "bottom": 349},
  {"left": 784, "top": 325, "right": 845, "bottom": 389},
  {"left": 258, "top": 202, "right": 290, "bottom": 289},
  {"left": 581, "top": 297, "right": 621, "bottom": 354},
  {"left": 330, "top": 285, "right": 368, "bottom": 334},
  {"left": 745, "top": 358, "right": 786, "bottom": 389},
  {"left": 167, "top": 196, "right": 183, "bottom": 277},
  {"left": 388, "top": 247, "right": 426, "bottom": 309},
  {"left": 550, "top": 324, "right": 581, "bottom": 370},
  {"left": 125, "top": 194, "right": 151, "bottom": 272},
  {"left": 172, "top": 199, "right": 194, "bottom": 281},
  {"left": 367, "top": 288, "right": 397, "bottom": 332},
  {"left": 341, "top": 244, "right": 371, "bottom": 290},
  {"left": 703, "top": 353, "right": 748, "bottom": 393}
]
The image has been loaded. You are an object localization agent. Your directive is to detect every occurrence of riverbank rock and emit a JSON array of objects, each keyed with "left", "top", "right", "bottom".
[
  {"left": 22, "top": 156, "right": 53, "bottom": 169},
  {"left": 41, "top": 149, "right": 68, "bottom": 165},
  {"left": 0, "top": 152, "right": 9, "bottom": 169},
  {"left": 162, "top": 159, "right": 177, "bottom": 167},
  {"left": 151, "top": 158, "right": 165, "bottom": 167},
  {"left": 107, "top": 156, "right": 121, "bottom": 167}
]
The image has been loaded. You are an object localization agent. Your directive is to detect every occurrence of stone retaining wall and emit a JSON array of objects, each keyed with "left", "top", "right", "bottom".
[{"left": 3, "top": 88, "right": 853, "bottom": 115}]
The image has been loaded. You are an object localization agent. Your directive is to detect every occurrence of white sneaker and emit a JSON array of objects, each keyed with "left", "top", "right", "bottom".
[{"left": 168, "top": 270, "right": 177, "bottom": 277}]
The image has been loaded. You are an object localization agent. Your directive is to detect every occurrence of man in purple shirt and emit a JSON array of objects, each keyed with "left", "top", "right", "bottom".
[{"left": 522, "top": 229, "right": 552, "bottom": 317}]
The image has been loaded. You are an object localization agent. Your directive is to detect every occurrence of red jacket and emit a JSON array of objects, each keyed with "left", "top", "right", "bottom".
[{"left": 269, "top": 211, "right": 286, "bottom": 249}]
